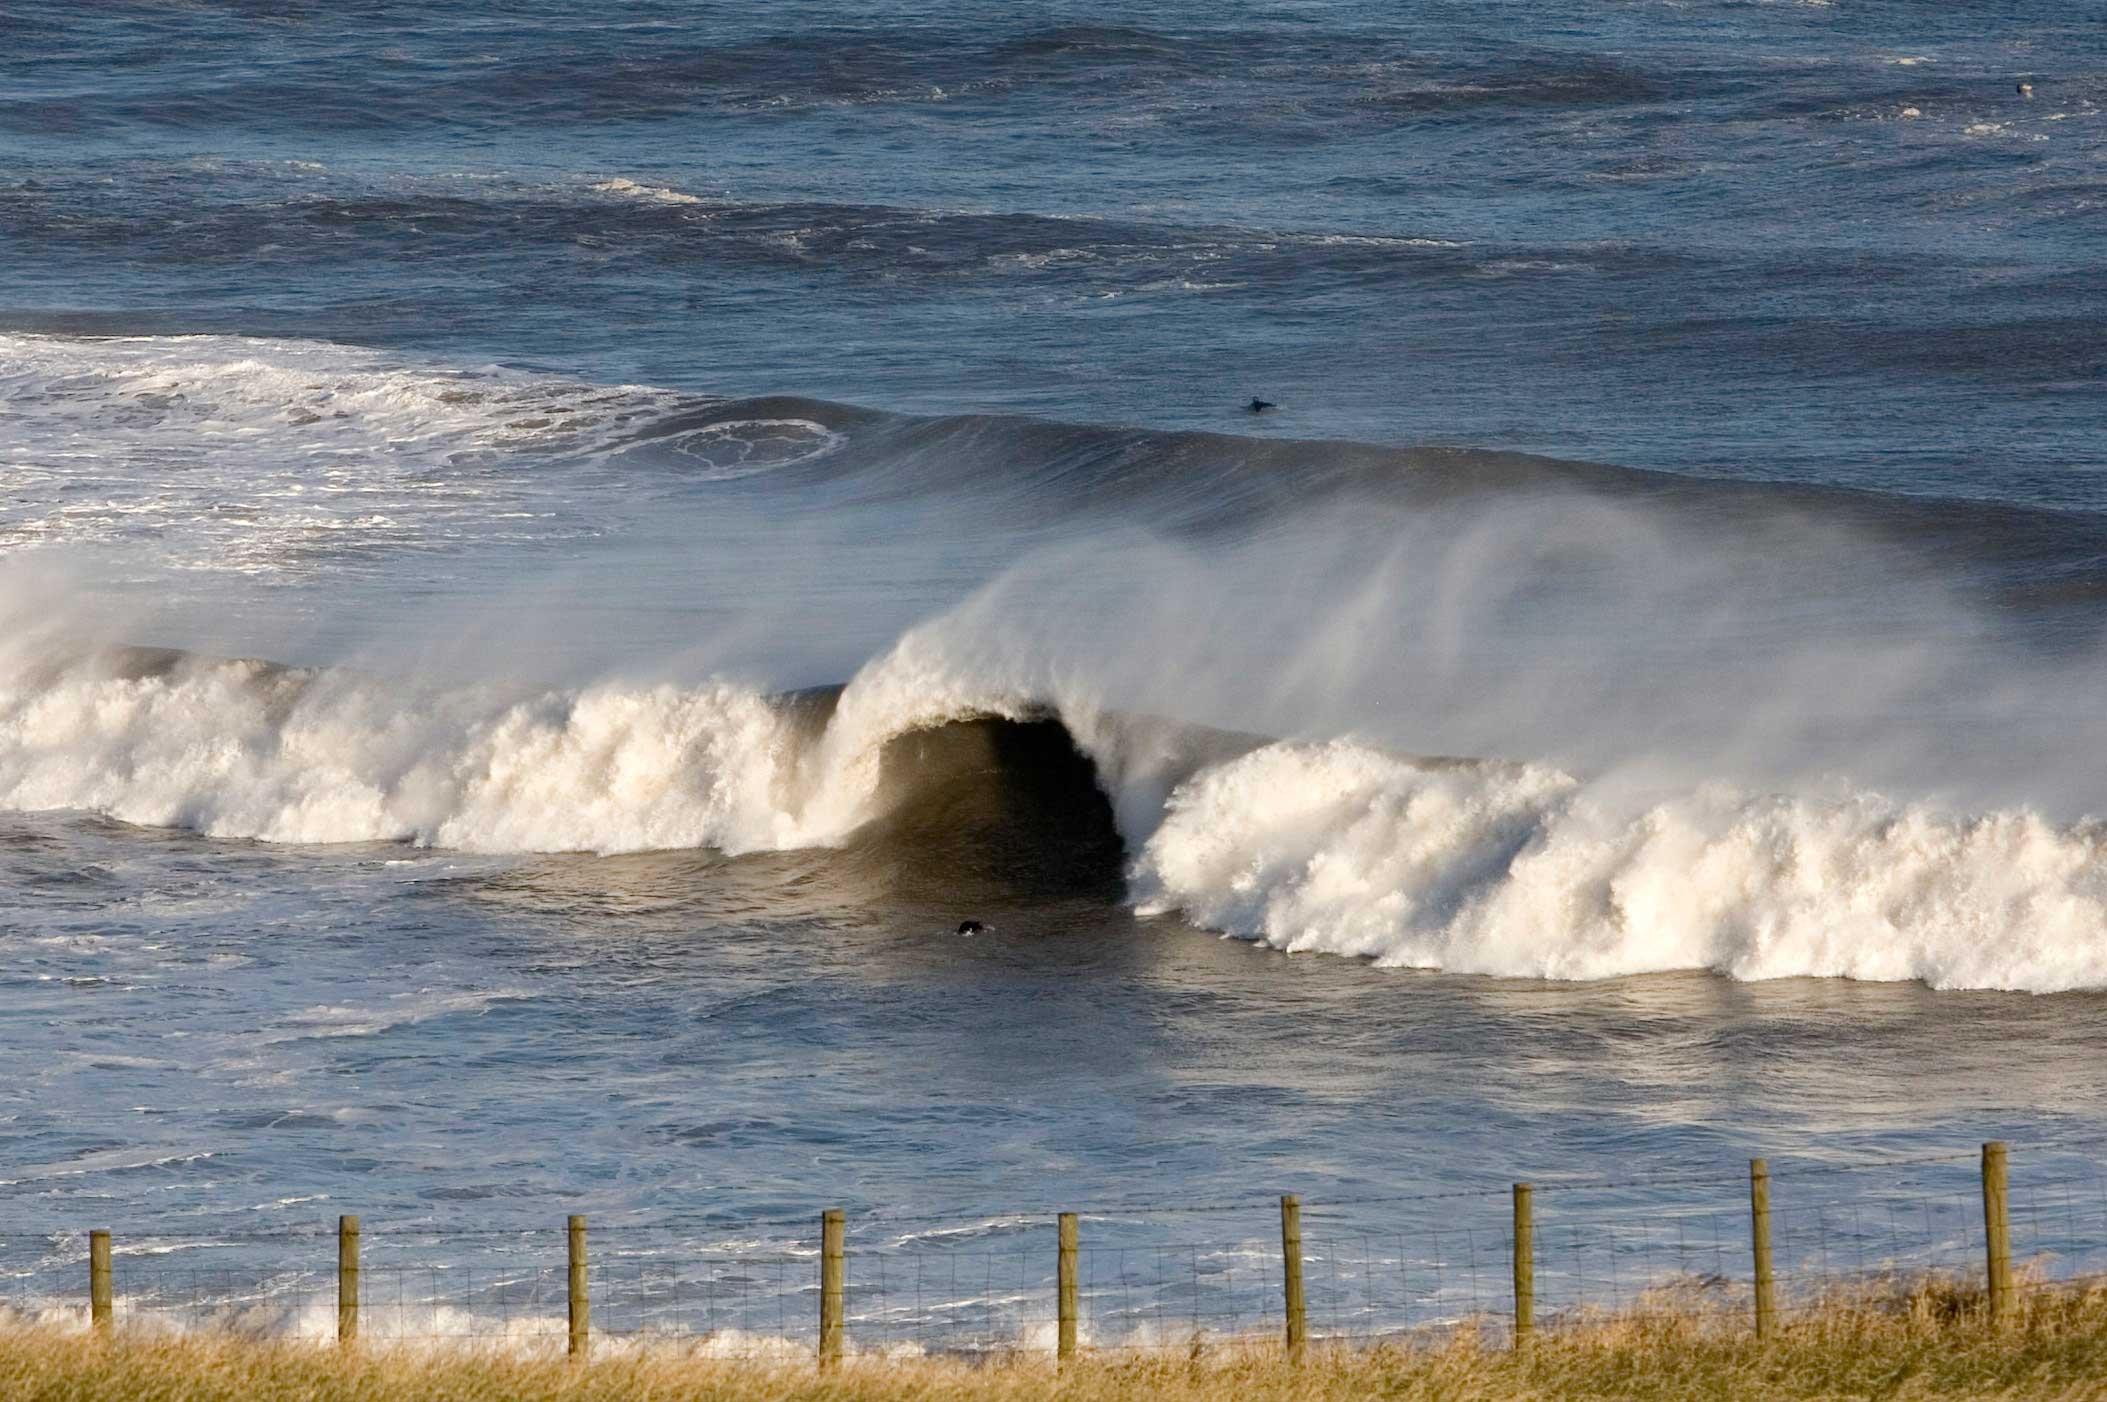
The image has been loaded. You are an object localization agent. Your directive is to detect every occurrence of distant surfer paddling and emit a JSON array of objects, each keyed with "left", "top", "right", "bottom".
[
  {"left": 957, "top": 920, "right": 986, "bottom": 936},
  {"left": 1248, "top": 397, "right": 1276, "bottom": 413}
]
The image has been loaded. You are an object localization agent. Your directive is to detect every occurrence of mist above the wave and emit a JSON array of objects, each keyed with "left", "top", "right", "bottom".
[
  {"left": 866, "top": 481, "right": 2106, "bottom": 822},
  {"left": 7, "top": 328, "right": 2094, "bottom": 815},
  {"left": 15, "top": 418, "right": 2107, "bottom": 836}
]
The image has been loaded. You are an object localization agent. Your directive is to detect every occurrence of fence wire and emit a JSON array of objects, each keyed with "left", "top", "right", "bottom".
[{"left": 4, "top": 1145, "right": 2104, "bottom": 1357}]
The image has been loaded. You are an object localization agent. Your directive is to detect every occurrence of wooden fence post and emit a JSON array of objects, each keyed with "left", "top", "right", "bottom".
[
  {"left": 1982, "top": 1142, "right": 2012, "bottom": 1323},
  {"left": 1512, "top": 1184, "right": 1534, "bottom": 1344},
  {"left": 1058, "top": 1212, "right": 1079, "bottom": 1364},
  {"left": 1280, "top": 1194, "right": 1305, "bottom": 1363},
  {"left": 1750, "top": 1160, "right": 1775, "bottom": 1339},
  {"left": 337, "top": 1215, "right": 359, "bottom": 1345},
  {"left": 568, "top": 1215, "right": 589, "bottom": 1359},
  {"left": 819, "top": 1209, "right": 846, "bottom": 1368},
  {"left": 89, "top": 1230, "right": 112, "bottom": 1331}
]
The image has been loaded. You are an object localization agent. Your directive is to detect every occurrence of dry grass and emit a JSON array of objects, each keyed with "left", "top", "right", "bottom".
[{"left": 9, "top": 1277, "right": 2107, "bottom": 1401}]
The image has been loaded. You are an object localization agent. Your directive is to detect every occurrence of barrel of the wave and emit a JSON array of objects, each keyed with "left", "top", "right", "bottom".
[{"left": 337, "top": 1215, "right": 360, "bottom": 1345}]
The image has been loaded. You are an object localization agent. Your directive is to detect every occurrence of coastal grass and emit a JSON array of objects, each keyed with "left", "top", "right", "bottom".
[{"left": 9, "top": 1276, "right": 2107, "bottom": 1400}]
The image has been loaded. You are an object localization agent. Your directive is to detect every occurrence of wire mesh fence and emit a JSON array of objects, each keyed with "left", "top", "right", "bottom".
[{"left": 5, "top": 1140, "right": 2106, "bottom": 1358}]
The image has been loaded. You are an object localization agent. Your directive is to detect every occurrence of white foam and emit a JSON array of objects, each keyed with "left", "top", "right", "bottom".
[
  {"left": 5, "top": 622, "right": 2106, "bottom": 992},
  {"left": 0, "top": 333, "right": 684, "bottom": 576},
  {"left": 266, "top": 989, "right": 528, "bottom": 1042},
  {"left": 0, "top": 657, "right": 808, "bottom": 854},
  {"left": 1130, "top": 740, "right": 2107, "bottom": 993},
  {"left": 659, "top": 418, "right": 846, "bottom": 479},
  {"left": 0, "top": 620, "right": 1048, "bottom": 858},
  {"left": 588, "top": 177, "right": 709, "bottom": 206},
  {"left": 1306, "top": 233, "right": 1466, "bottom": 249},
  {"left": 0, "top": 1147, "right": 216, "bottom": 1188}
]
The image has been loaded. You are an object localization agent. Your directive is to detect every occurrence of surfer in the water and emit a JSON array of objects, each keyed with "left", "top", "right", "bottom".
[
  {"left": 957, "top": 920, "right": 986, "bottom": 936},
  {"left": 1248, "top": 397, "right": 1276, "bottom": 413}
]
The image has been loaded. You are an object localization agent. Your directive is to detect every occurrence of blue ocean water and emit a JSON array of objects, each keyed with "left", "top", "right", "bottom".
[
  {"left": 3, "top": 0, "right": 2107, "bottom": 1348},
  {"left": 5, "top": 0, "right": 2103, "bottom": 498}
]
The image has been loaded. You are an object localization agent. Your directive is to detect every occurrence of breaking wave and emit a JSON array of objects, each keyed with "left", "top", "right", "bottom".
[
  {"left": 3, "top": 642, "right": 2106, "bottom": 993},
  {"left": 9, "top": 335, "right": 2107, "bottom": 995}
]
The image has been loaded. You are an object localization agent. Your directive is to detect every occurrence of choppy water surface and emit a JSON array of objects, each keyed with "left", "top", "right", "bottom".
[{"left": 3, "top": 0, "right": 2107, "bottom": 1345}]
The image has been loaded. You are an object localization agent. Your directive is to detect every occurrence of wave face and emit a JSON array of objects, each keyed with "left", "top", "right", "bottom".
[
  {"left": 8, "top": 332, "right": 2104, "bottom": 611},
  {"left": 6, "top": 641, "right": 2107, "bottom": 993}
]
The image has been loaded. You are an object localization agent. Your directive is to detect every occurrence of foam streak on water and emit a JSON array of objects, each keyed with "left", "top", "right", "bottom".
[{"left": 0, "top": 334, "right": 689, "bottom": 575}]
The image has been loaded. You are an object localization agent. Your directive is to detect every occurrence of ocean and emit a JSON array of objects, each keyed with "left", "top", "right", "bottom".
[{"left": 3, "top": 0, "right": 2106, "bottom": 1347}]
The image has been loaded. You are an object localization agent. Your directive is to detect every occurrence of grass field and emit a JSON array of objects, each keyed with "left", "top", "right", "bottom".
[{"left": 8, "top": 1278, "right": 2107, "bottom": 1400}]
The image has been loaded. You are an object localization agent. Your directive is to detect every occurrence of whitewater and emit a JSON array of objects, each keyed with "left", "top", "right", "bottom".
[
  {"left": 5, "top": 625, "right": 2106, "bottom": 992},
  {"left": 5, "top": 332, "right": 2107, "bottom": 992}
]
